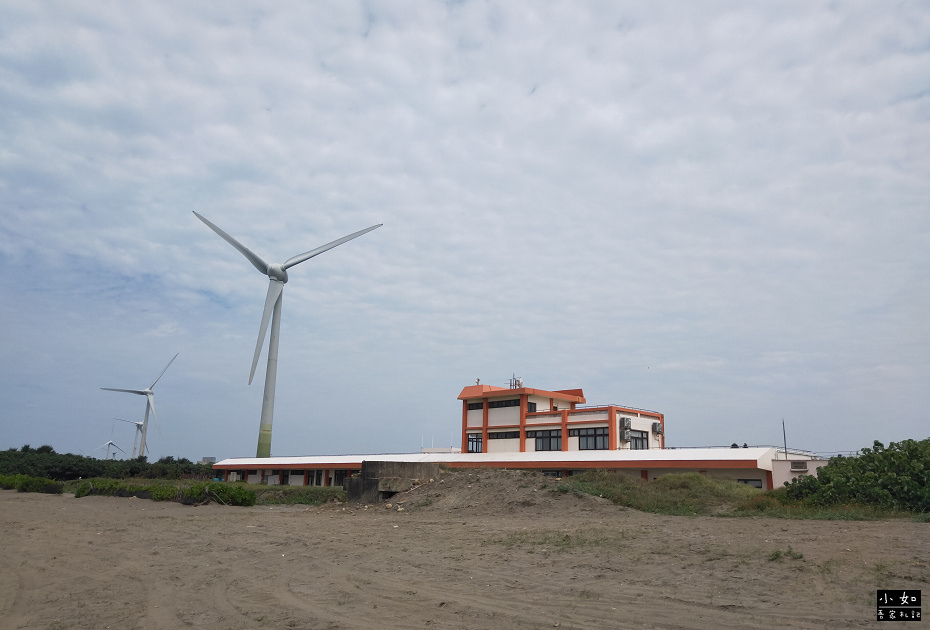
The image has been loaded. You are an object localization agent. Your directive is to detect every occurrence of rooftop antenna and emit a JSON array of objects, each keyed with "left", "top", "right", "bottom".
[
  {"left": 194, "top": 212, "right": 381, "bottom": 458},
  {"left": 101, "top": 353, "right": 178, "bottom": 459}
]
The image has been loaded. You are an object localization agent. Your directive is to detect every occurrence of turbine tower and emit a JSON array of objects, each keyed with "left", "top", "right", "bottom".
[
  {"left": 101, "top": 353, "right": 178, "bottom": 459},
  {"left": 116, "top": 417, "right": 145, "bottom": 458},
  {"left": 193, "top": 211, "right": 381, "bottom": 458}
]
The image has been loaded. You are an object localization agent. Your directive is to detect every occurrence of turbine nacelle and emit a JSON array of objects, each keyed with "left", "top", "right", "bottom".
[{"left": 266, "top": 263, "right": 288, "bottom": 283}]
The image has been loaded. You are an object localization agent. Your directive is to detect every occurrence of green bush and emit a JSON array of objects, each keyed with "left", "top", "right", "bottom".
[
  {"left": 0, "top": 473, "right": 63, "bottom": 494},
  {"left": 785, "top": 439, "right": 930, "bottom": 512}
]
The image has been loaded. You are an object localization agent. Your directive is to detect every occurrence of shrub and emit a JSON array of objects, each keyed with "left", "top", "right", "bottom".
[{"left": 785, "top": 438, "right": 930, "bottom": 512}]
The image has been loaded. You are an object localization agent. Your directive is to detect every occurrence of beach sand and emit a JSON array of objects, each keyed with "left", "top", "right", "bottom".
[{"left": 1, "top": 469, "right": 926, "bottom": 629}]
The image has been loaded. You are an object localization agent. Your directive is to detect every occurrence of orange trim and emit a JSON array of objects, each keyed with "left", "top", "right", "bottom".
[
  {"left": 608, "top": 406, "right": 617, "bottom": 450},
  {"left": 459, "top": 385, "right": 585, "bottom": 404},
  {"left": 442, "top": 459, "right": 764, "bottom": 470},
  {"left": 519, "top": 394, "right": 527, "bottom": 453},
  {"left": 461, "top": 400, "right": 468, "bottom": 454},
  {"left": 561, "top": 410, "right": 569, "bottom": 452},
  {"left": 482, "top": 398, "right": 489, "bottom": 453},
  {"left": 766, "top": 470, "right": 774, "bottom": 490}
]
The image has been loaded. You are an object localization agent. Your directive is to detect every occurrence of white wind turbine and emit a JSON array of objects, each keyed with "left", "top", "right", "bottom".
[
  {"left": 101, "top": 353, "right": 178, "bottom": 459},
  {"left": 116, "top": 417, "right": 145, "bottom": 458},
  {"left": 97, "top": 440, "right": 126, "bottom": 460},
  {"left": 193, "top": 211, "right": 381, "bottom": 458}
]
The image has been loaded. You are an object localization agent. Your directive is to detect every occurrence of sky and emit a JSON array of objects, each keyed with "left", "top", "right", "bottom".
[{"left": 1, "top": 2, "right": 928, "bottom": 462}]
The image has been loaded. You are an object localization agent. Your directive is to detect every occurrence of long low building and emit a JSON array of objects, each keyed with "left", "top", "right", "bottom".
[
  {"left": 213, "top": 381, "right": 822, "bottom": 490},
  {"left": 212, "top": 446, "right": 781, "bottom": 490}
]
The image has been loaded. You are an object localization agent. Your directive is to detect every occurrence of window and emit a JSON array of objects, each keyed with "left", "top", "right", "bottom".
[
  {"left": 569, "top": 427, "right": 608, "bottom": 450},
  {"left": 467, "top": 433, "right": 483, "bottom": 453},
  {"left": 527, "top": 429, "right": 561, "bottom": 451},
  {"left": 527, "top": 402, "right": 537, "bottom": 413},
  {"left": 737, "top": 479, "right": 763, "bottom": 489},
  {"left": 488, "top": 399, "right": 520, "bottom": 408},
  {"left": 467, "top": 402, "right": 484, "bottom": 411},
  {"left": 629, "top": 430, "right": 648, "bottom": 450},
  {"left": 334, "top": 470, "right": 348, "bottom": 486},
  {"left": 488, "top": 431, "right": 520, "bottom": 439}
]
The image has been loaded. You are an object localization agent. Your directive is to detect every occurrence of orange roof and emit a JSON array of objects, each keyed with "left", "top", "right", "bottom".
[{"left": 458, "top": 385, "right": 586, "bottom": 404}]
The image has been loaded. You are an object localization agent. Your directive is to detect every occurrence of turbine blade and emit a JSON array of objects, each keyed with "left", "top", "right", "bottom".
[
  {"left": 113, "top": 443, "right": 127, "bottom": 454},
  {"left": 101, "top": 388, "right": 147, "bottom": 395},
  {"left": 282, "top": 224, "right": 382, "bottom": 270},
  {"left": 250, "top": 279, "right": 284, "bottom": 385},
  {"left": 193, "top": 211, "right": 270, "bottom": 275},
  {"left": 149, "top": 353, "right": 179, "bottom": 389},
  {"left": 147, "top": 394, "right": 162, "bottom": 434}
]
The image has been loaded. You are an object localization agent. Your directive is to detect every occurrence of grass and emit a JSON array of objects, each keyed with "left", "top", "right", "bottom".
[
  {"left": 768, "top": 546, "right": 804, "bottom": 561},
  {"left": 556, "top": 471, "right": 759, "bottom": 516},
  {"left": 59, "top": 478, "right": 345, "bottom": 507},
  {"left": 555, "top": 471, "right": 920, "bottom": 520}
]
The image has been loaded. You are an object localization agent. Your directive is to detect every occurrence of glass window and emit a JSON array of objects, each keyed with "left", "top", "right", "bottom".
[
  {"left": 527, "top": 401, "right": 537, "bottom": 413},
  {"left": 467, "top": 433, "right": 483, "bottom": 453},
  {"left": 467, "top": 402, "right": 484, "bottom": 410},
  {"left": 630, "top": 430, "right": 648, "bottom": 450},
  {"left": 569, "top": 427, "right": 609, "bottom": 450},
  {"left": 527, "top": 429, "right": 561, "bottom": 451}
]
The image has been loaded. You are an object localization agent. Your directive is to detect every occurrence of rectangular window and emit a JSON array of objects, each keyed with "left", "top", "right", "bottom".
[
  {"left": 467, "top": 401, "right": 484, "bottom": 410},
  {"left": 315, "top": 470, "right": 323, "bottom": 486},
  {"left": 569, "top": 427, "right": 609, "bottom": 450},
  {"left": 527, "top": 401, "right": 537, "bottom": 413},
  {"left": 334, "top": 470, "right": 348, "bottom": 486},
  {"left": 526, "top": 429, "right": 561, "bottom": 451},
  {"left": 737, "top": 479, "right": 763, "bottom": 489},
  {"left": 467, "top": 433, "right": 483, "bottom": 453},
  {"left": 488, "top": 399, "right": 520, "bottom": 408},
  {"left": 488, "top": 431, "right": 520, "bottom": 439},
  {"left": 630, "top": 430, "right": 648, "bottom": 450}
]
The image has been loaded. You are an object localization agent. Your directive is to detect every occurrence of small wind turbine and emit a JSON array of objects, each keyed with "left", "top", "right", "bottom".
[
  {"left": 97, "top": 440, "right": 126, "bottom": 460},
  {"left": 193, "top": 211, "right": 381, "bottom": 458},
  {"left": 116, "top": 417, "right": 145, "bottom": 458},
  {"left": 101, "top": 353, "right": 178, "bottom": 459}
]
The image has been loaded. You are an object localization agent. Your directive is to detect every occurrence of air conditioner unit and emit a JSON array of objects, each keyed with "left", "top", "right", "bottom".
[
  {"left": 789, "top": 460, "right": 808, "bottom": 471},
  {"left": 619, "top": 417, "right": 632, "bottom": 429},
  {"left": 619, "top": 429, "right": 631, "bottom": 442},
  {"left": 652, "top": 422, "right": 664, "bottom": 435}
]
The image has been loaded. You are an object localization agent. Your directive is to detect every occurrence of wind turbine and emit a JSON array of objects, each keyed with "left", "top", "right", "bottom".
[
  {"left": 193, "top": 211, "right": 381, "bottom": 458},
  {"left": 101, "top": 353, "right": 178, "bottom": 459},
  {"left": 97, "top": 440, "right": 126, "bottom": 460},
  {"left": 116, "top": 417, "right": 145, "bottom": 458}
]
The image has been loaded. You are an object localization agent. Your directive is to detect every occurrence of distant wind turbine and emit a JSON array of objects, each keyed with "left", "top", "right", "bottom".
[
  {"left": 101, "top": 353, "right": 178, "bottom": 459},
  {"left": 193, "top": 211, "right": 381, "bottom": 458},
  {"left": 116, "top": 417, "right": 145, "bottom": 458},
  {"left": 97, "top": 440, "right": 126, "bottom": 460}
]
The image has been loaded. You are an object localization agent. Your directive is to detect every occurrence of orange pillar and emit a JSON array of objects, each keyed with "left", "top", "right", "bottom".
[{"left": 561, "top": 410, "right": 569, "bottom": 452}]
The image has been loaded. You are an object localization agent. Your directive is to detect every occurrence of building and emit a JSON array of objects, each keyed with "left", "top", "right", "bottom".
[
  {"left": 212, "top": 381, "right": 803, "bottom": 490},
  {"left": 458, "top": 383, "right": 664, "bottom": 454}
]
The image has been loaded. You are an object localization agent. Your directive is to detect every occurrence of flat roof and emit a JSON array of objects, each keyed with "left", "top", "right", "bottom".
[
  {"left": 458, "top": 385, "right": 586, "bottom": 403},
  {"left": 214, "top": 447, "right": 777, "bottom": 471}
]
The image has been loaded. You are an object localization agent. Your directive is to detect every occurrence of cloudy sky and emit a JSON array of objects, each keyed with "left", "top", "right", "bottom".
[{"left": 1, "top": 2, "right": 927, "bottom": 462}]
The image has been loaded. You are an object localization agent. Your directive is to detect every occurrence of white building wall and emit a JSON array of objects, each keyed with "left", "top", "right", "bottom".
[
  {"left": 466, "top": 409, "right": 483, "bottom": 428},
  {"left": 488, "top": 406, "right": 520, "bottom": 426},
  {"left": 528, "top": 395, "right": 551, "bottom": 411},
  {"left": 487, "top": 438, "right": 520, "bottom": 453},
  {"left": 772, "top": 459, "right": 828, "bottom": 488},
  {"left": 526, "top": 413, "right": 561, "bottom": 426}
]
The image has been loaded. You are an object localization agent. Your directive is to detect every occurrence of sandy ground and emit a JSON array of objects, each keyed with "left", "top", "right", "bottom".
[{"left": 1, "top": 469, "right": 927, "bottom": 630}]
